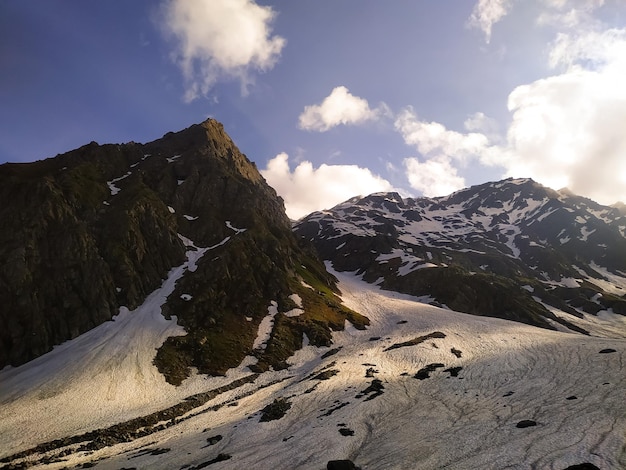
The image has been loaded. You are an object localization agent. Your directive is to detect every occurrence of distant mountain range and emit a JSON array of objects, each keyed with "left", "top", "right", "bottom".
[
  {"left": 1, "top": 120, "right": 624, "bottom": 470},
  {"left": 295, "top": 178, "right": 626, "bottom": 333}
]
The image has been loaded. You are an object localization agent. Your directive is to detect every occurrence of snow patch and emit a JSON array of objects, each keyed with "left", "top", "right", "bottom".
[
  {"left": 106, "top": 171, "right": 131, "bottom": 196},
  {"left": 253, "top": 301, "right": 279, "bottom": 351}
]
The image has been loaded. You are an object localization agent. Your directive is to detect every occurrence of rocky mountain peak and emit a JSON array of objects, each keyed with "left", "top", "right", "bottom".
[{"left": 0, "top": 120, "right": 367, "bottom": 379}]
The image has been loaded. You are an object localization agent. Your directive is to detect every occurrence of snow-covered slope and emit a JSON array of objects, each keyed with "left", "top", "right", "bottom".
[
  {"left": 2, "top": 265, "right": 624, "bottom": 469},
  {"left": 294, "top": 178, "right": 626, "bottom": 333}
]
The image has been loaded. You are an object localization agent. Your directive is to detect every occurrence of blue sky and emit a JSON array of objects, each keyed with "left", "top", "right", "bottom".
[{"left": 2, "top": 1, "right": 625, "bottom": 218}]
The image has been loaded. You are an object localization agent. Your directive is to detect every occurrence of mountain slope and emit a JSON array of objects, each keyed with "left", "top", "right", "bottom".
[
  {"left": 1, "top": 269, "right": 624, "bottom": 469},
  {"left": 294, "top": 178, "right": 626, "bottom": 334},
  {"left": 0, "top": 119, "right": 366, "bottom": 381}
]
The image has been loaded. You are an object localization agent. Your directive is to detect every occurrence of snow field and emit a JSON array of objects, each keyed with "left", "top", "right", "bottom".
[{"left": 1, "top": 262, "right": 624, "bottom": 469}]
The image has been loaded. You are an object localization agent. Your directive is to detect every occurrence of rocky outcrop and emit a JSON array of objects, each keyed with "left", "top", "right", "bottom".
[{"left": 0, "top": 119, "right": 367, "bottom": 376}]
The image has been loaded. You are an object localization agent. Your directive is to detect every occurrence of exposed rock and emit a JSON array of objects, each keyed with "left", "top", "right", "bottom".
[
  {"left": 451, "top": 347, "right": 462, "bottom": 358},
  {"left": 259, "top": 398, "right": 291, "bottom": 422},
  {"left": 384, "top": 331, "right": 446, "bottom": 352},
  {"left": 599, "top": 348, "right": 617, "bottom": 354},
  {"left": 516, "top": 420, "right": 538, "bottom": 428},
  {"left": 312, "top": 369, "right": 339, "bottom": 381},
  {"left": 444, "top": 366, "right": 462, "bottom": 377},
  {"left": 414, "top": 363, "right": 445, "bottom": 380},
  {"left": 562, "top": 464, "right": 600, "bottom": 470},
  {"left": 356, "top": 379, "right": 385, "bottom": 400},
  {"left": 327, "top": 460, "right": 360, "bottom": 470},
  {"left": 206, "top": 435, "right": 223, "bottom": 446}
]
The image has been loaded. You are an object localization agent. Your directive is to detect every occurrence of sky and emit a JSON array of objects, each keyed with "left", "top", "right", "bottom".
[{"left": 1, "top": 1, "right": 625, "bottom": 219}]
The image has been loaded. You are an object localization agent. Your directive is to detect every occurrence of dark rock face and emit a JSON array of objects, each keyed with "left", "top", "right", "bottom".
[
  {"left": 294, "top": 178, "right": 626, "bottom": 331},
  {"left": 0, "top": 119, "right": 368, "bottom": 379}
]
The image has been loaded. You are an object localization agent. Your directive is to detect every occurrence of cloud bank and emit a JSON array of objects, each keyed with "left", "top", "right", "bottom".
[
  {"left": 396, "top": 0, "right": 626, "bottom": 204},
  {"left": 261, "top": 152, "right": 393, "bottom": 220},
  {"left": 298, "top": 86, "right": 384, "bottom": 132},
  {"left": 160, "top": 0, "right": 285, "bottom": 101}
]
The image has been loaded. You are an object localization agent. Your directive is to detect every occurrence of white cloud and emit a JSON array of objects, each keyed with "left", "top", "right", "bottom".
[
  {"left": 298, "top": 86, "right": 383, "bottom": 132},
  {"left": 395, "top": 107, "right": 490, "bottom": 165},
  {"left": 464, "top": 112, "right": 503, "bottom": 144},
  {"left": 403, "top": 4, "right": 626, "bottom": 205},
  {"left": 404, "top": 156, "right": 466, "bottom": 198},
  {"left": 467, "top": 0, "right": 515, "bottom": 43},
  {"left": 159, "top": 0, "right": 285, "bottom": 101},
  {"left": 502, "top": 38, "right": 626, "bottom": 204},
  {"left": 261, "top": 152, "right": 393, "bottom": 220},
  {"left": 538, "top": 0, "right": 605, "bottom": 28}
]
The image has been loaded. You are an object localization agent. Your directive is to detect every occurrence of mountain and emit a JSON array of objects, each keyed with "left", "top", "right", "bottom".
[
  {"left": 294, "top": 178, "right": 626, "bottom": 334},
  {"left": 1, "top": 125, "right": 625, "bottom": 470},
  {"left": 0, "top": 118, "right": 366, "bottom": 381}
]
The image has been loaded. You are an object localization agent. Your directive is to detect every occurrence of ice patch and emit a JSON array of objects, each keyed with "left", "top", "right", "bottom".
[
  {"left": 183, "top": 215, "right": 198, "bottom": 221},
  {"left": 166, "top": 155, "right": 181, "bottom": 163},
  {"left": 168, "top": 206, "right": 175, "bottom": 214}
]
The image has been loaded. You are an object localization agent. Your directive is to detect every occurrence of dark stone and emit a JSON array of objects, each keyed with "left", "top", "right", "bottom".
[
  {"left": 321, "top": 348, "right": 342, "bottom": 359},
  {"left": 414, "top": 363, "right": 445, "bottom": 380},
  {"left": 206, "top": 435, "right": 223, "bottom": 446},
  {"left": 359, "top": 379, "right": 385, "bottom": 400},
  {"left": 327, "top": 459, "right": 360, "bottom": 470},
  {"left": 338, "top": 428, "right": 354, "bottom": 436},
  {"left": 384, "top": 332, "right": 446, "bottom": 352},
  {"left": 516, "top": 420, "right": 537, "bottom": 428},
  {"left": 599, "top": 348, "right": 617, "bottom": 354},
  {"left": 259, "top": 398, "right": 291, "bottom": 422},
  {"left": 566, "top": 396, "right": 578, "bottom": 400},
  {"left": 444, "top": 366, "right": 462, "bottom": 377},
  {"left": 562, "top": 464, "right": 600, "bottom": 470},
  {"left": 313, "top": 369, "right": 339, "bottom": 381},
  {"left": 451, "top": 347, "right": 463, "bottom": 358}
]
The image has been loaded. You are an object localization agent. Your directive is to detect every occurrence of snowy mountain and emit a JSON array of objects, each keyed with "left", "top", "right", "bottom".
[
  {"left": 294, "top": 178, "right": 626, "bottom": 335},
  {"left": 1, "top": 123, "right": 625, "bottom": 469}
]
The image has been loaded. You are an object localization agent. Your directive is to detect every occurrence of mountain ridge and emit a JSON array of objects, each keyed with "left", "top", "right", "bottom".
[
  {"left": 294, "top": 177, "right": 626, "bottom": 334},
  {"left": 0, "top": 119, "right": 367, "bottom": 380}
]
